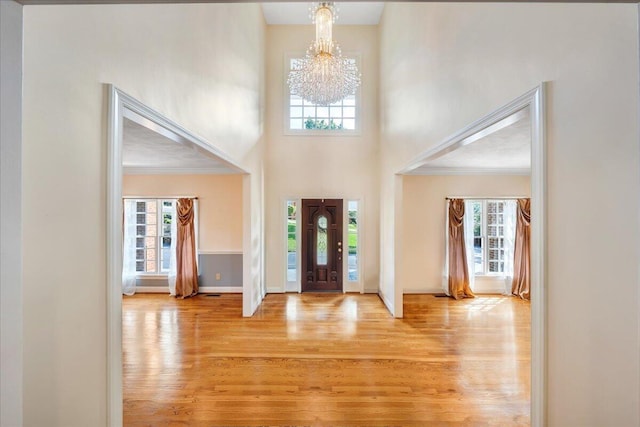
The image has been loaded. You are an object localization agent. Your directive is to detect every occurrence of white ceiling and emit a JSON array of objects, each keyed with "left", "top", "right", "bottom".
[
  {"left": 408, "top": 108, "right": 531, "bottom": 175},
  {"left": 261, "top": 2, "right": 385, "bottom": 25},
  {"left": 122, "top": 118, "right": 239, "bottom": 174}
]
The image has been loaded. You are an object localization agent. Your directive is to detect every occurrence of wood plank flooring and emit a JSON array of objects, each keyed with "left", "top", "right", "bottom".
[{"left": 123, "top": 293, "right": 530, "bottom": 426}]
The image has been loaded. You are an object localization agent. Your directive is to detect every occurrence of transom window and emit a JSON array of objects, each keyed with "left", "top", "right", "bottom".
[{"left": 287, "top": 57, "right": 359, "bottom": 133}]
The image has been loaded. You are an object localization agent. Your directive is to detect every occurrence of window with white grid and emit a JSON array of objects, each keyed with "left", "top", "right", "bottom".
[
  {"left": 133, "top": 199, "right": 174, "bottom": 274},
  {"left": 286, "top": 57, "right": 359, "bottom": 134},
  {"left": 469, "top": 200, "right": 510, "bottom": 275}
]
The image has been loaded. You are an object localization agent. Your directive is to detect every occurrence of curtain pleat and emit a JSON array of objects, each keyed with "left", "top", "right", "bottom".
[
  {"left": 448, "top": 199, "right": 475, "bottom": 299},
  {"left": 511, "top": 198, "right": 531, "bottom": 300},
  {"left": 463, "top": 200, "right": 476, "bottom": 292},
  {"left": 175, "top": 198, "right": 198, "bottom": 298},
  {"left": 168, "top": 201, "right": 178, "bottom": 296}
]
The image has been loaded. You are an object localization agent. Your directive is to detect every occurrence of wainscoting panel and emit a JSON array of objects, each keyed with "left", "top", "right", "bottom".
[
  {"left": 135, "top": 252, "right": 243, "bottom": 292},
  {"left": 198, "top": 252, "right": 243, "bottom": 288}
]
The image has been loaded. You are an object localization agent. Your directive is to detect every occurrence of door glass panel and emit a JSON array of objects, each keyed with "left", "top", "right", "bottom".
[{"left": 317, "top": 215, "right": 328, "bottom": 265}]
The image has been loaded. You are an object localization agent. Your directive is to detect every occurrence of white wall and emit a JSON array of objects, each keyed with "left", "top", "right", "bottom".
[
  {"left": 0, "top": 2, "right": 23, "bottom": 425},
  {"left": 123, "top": 174, "right": 244, "bottom": 252},
  {"left": 402, "top": 175, "right": 531, "bottom": 293},
  {"left": 380, "top": 3, "right": 639, "bottom": 425},
  {"left": 244, "top": 168, "right": 266, "bottom": 316},
  {"left": 22, "top": 4, "right": 265, "bottom": 425},
  {"left": 15, "top": 2, "right": 640, "bottom": 425},
  {"left": 264, "top": 25, "right": 380, "bottom": 293}
]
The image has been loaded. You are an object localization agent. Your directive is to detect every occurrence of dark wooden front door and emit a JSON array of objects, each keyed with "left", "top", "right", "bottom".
[{"left": 301, "top": 199, "right": 343, "bottom": 292}]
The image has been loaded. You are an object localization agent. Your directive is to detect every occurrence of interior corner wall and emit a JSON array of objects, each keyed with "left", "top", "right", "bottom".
[
  {"left": 243, "top": 159, "right": 266, "bottom": 316},
  {"left": 0, "top": 1, "right": 23, "bottom": 425},
  {"left": 122, "top": 174, "right": 243, "bottom": 252},
  {"left": 637, "top": 6, "right": 640, "bottom": 424},
  {"left": 401, "top": 175, "right": 531, "bottom": 294},
  {"left": 377, "top": 162, "right": 396, "bottom": 314},
  {"left": 379, "top": 3, "right": 639, "bottom": 425},
  {"left": 22, "top": 4, "right": 265, "bottom": 425},
  {"left": 264, "top": 25, "right": 380, "bottom": 293}
]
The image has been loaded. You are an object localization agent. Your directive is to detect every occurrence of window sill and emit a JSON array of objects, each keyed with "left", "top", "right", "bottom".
[
  {"left": 284, "top": 128, "right": 362, "bottom": 137},
  {"left": 136, "top": 274, "right": 168, "bottom": 280}
]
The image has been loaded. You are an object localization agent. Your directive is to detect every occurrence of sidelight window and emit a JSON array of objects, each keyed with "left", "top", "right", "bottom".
[
  {"left": 286, "top": 200, "right": 298, "bottom": 282},
  {"left": 347, "top": 200, "right": 359, "bottom": 281},
  {"left": 284, "top": 199, "right": 361, "bottom": 288}
]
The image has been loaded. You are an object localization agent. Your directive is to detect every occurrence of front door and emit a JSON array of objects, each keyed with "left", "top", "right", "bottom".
[{"left": 301, "top": 199, "right": 343, "bottom": 292}]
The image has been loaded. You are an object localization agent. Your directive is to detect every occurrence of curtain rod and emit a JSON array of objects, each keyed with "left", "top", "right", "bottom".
[
  {"left": 445, "top": 196, "right": 529, "bottom": 200},
  {"left": 123, "top": 196, "right": 198, "bottom": 200}
]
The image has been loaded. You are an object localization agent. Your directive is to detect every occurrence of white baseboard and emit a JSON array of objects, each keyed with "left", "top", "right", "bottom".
[
  {"left": 285, "top": 282, "right": 298, "bottom": 293},
  {"left": 473, "top": 277, "right": 509, "bottom": 295},
  {"left": 267, "top": 287, "right": 377, "bottom": 295},
  {"left": 474, "top": 287, "right": 508, "bottom": 294},
  {"left": 404, "top": 287, "right": 442, "bottom": 294},
  {"left": 404, "top": 280, "right": 508, "bottom": 295},
  {"left": 403, "top": 289, "right": 506, "bottom": 295},
  {"left": 200, "top": 286, "right": 242, "bottom": 293},
  {"left": 343, "top": 282, "right": 361, "bottom": 293},
  {"left": 378, "top": 290, "right": 393, "bottom": 314},
  {"left": 134, "top": 286, "right": 168, "bottom": 293},
  {"left": 134, "top": 286, "right": 242, "bottom": 294}
]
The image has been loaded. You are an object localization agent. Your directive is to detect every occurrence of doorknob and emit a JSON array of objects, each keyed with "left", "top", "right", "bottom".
[
  {"left": 338, "top": 242, "right": 342, "bottom": 246},
  {"left": 338, "top": 248, "right": 342, "bottom": 253}
]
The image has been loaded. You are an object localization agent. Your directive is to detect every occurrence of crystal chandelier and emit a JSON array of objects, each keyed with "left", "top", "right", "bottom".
[{"left": 287, "top": 2, "right": 361, "bottom": 106}]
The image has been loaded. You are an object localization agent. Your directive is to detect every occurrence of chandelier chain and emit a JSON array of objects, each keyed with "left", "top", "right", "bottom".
[{"left": 288, "top": 2, "right": 361, "bottom": 106}]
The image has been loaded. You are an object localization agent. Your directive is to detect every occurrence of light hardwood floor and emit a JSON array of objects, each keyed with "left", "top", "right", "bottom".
[{"left": 123, "top": 293, "right": 530, "bottom": 426}]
